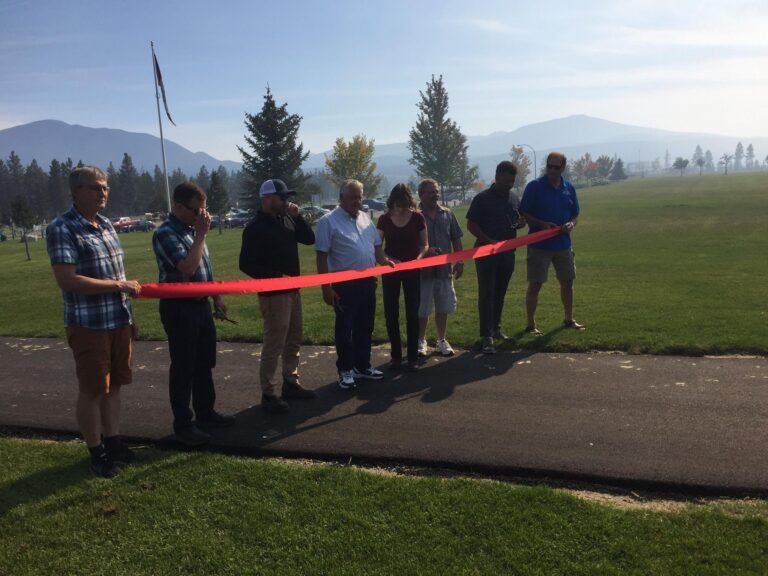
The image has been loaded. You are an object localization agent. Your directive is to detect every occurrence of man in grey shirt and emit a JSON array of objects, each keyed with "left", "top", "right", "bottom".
[{"left": 416, "top": 179, "right": 463, "bottom": 357}]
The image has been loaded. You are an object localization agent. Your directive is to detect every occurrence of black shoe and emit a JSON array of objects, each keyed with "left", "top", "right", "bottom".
[
  {"left": 105, "top": 437, "right": 135, "bottom": 465},
  {"left": 90, "top": 453, "right": 122, "bottom": 478},
  {"left": 389, "top": 359, "right": 402, "bottom": 371},
  {"left": 174, "top": 426, "right": 211, "bottom": 446},
  {"left": 196, "top": 411, "right": 236, "bottom": 428},
  {"left": 281, "top": 381, "right": 317, "bottom": 399},
  {"left": 405, "top": 361, "right": 419, "bottom": 373},
  {"left": 262, "top": 393, "right": 290, "bottom": 414}
]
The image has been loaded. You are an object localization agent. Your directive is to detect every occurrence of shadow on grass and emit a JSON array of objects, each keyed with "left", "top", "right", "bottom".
[{"left": 0, "top": 443, "right": 187, "bottom": 517}]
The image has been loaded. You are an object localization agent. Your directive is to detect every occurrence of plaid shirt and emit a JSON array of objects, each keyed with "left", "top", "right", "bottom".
[
  {"left": 46, "top": 206, "right": 132, "bottom": 330},
  {"left": 152, "top": 214, "right": 214, "bottom": 284}
]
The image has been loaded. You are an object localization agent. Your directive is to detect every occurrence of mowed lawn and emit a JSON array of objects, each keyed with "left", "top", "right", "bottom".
[
  {"left": 1, "top": 173, "right": 766, "bottom": 354},
  {"left": 2, "top": 437, "right": 767, "bottom": 576}
]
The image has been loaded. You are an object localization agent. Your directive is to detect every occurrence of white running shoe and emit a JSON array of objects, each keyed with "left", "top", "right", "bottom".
[
  {"left": 437, "top": 339, "right": 455, "bottom": 357},
  {"left": 353, "top": 366, "right": 384, "bottom": 380},
  {"left": 417, "top": 339, "right": 428, "bottom": 357},
  {"left": 338, "top": 370, "right": 356, "bottom": 389}
]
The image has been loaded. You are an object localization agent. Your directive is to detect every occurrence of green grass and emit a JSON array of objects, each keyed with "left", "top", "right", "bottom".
[
  {"left": 1, "top": 437, "right": 767, "bottom": 576},
  {"left": 1, "top": 173, "right": 766, "bottom": 354}
]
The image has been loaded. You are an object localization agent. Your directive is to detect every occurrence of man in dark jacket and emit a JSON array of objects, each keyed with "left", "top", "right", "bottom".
[{"left": 239, "top": 179, "right": 316, "bottom": 413}]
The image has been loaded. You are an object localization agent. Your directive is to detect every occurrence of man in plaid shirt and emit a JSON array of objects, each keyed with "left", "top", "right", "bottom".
[
  {"left": 153, "top": 181, "right": 235, "bottom": 446},
  {"left": 47, "top": 165, "right": 141, "bottom": 478}
]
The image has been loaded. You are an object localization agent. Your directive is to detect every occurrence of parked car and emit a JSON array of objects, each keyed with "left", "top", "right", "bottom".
[
  {"left": 299, "top": 205, "right": 330, "bottom": 223},
  {"left": 366, "top": 199, "right": 387, "bottom": 211},
  {"left": 112, "top": 216, "right": 140, "bottom": 232},
  {"left": 224, "top": 209, "right": 251, "bottom": 228},
  {"left": 133, "top": 219, "right": 156, "bottom": 232}
]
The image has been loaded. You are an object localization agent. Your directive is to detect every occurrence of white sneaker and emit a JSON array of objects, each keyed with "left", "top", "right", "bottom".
[
  {"left": 437, "top": 339, "right": 454, "bottom": 357},
  {"left": 417, "top": 339, "right": 428, "bottom": 357},
  {"left": 338, "top": 370, "right": 356, "bottom": 389},
  {"left": 353, "top": 366, "right": 384, "bottom": 380}
]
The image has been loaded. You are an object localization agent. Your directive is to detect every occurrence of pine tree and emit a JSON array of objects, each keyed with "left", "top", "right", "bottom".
[
  {"left": 194, "top": 165, "right": 211, "bottom": 192},
  {"left": 238, "top": 87, "right": 310, "bottom": 208},
  {"left": 115, "top": 153, "right": 138, "bottom": 216},
  {"left": 7, "top": 151, "right": 25, "bottom": 202},
  {"left": 152, "top": 165, "right": 170, "bottom": 213},
  {"left": 207, "top": 168, "right": 230, "bottom": 234},
  {"left": 745, "top": 144, "right": 755, "bottom": 170},
  {"left": 169, "top": 168, "right": 188, "bottom": 191},
  {"left": 0, "top": 159, "right": 10, "bottom": 214},
  {"left": 324, "top": 134, "right": 383, "bottom": 198},
  {"left": 47, "top": 159, "right": 70, "bottom": 216},
  {"left": 24, "top": 159, "right": 49, "bottom": 221},
  {"left": 692, "top": 145, "right": 704, "bottom": 166},
  {"left": 134, "top": 171, "right": 156, "bottom": 214},
  {"left": 608, "top": 158, "right": 628, "bottom": 180},
  {"left": 734, "top": 142, "right": 744, "bottom": 170},
  {"left": 408, "top": 75, "right": 468, "bottom": 202}
]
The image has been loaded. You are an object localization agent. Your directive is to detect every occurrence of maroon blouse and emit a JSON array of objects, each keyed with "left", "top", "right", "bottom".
[{"left": 376, "top": 211, "right": 426, "bottom": 261}]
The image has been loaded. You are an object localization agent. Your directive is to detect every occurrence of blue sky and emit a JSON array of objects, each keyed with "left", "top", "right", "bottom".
[{"left": 2, "top": 0, "right": 766, "bottom": 161}]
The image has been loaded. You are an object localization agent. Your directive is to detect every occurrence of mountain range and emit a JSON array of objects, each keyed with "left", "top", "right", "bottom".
[{"left": 2, "top": 117, "right": 766, "bottom": 183}]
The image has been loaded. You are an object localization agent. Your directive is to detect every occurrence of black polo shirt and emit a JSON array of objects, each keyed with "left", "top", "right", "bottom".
[{"left": 466, "top": 185, "right": 522, "bottom": 247}]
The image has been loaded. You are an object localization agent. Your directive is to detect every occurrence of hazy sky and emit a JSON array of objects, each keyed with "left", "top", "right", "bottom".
[{"left": 2, "top": 0, "right": 766, "bottom": 161}]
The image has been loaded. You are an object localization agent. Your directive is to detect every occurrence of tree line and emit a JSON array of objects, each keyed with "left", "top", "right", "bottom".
[{"left": 0, "top": 150, "right": 247, "bottom": 231}]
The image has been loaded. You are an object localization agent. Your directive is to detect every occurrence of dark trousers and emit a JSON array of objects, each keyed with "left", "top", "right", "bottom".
[
  {"left": 159, "top": 298, "right": 217, "bottom": 432},
  {"left": 382, "top": 271, "right": 421, "bottom": 363},
  {"left": 332, "top": 278, "right": 377, "bottom": 373},
  {"left": 475, "top": 251, "right": 516, "bottom": 338}
]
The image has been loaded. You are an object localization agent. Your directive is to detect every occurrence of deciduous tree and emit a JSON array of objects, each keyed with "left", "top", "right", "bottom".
[
  {"left": 324, "top": 134, "right": 383, "bottom": 198},
  {"left": 672, "top": 157, "right": 689, "bottom": 177}
]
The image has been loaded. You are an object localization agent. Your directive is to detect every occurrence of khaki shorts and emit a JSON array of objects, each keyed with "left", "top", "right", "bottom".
[
  {"left": 66, "top": 325, "right": 133, "bottom": 394},
  {"left": 419, "top": 275, "right": 457, "bottom": 317},
  {"left": 526, "top": 248, "right": 576, "bottom": 284}
]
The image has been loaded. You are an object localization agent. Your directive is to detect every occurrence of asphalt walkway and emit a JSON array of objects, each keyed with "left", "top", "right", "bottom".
[{"left": 2, "top": 337, "right": 766, "bottom": 494}]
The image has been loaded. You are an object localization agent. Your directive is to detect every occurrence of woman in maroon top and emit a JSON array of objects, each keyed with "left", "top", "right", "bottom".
[{"left": 377, "top": 184, "right": 429, "bottom": 371}]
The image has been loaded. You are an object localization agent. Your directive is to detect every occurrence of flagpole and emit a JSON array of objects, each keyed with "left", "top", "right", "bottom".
[{"left": 151, "top": 41, "right": 172, "bottom": 213}]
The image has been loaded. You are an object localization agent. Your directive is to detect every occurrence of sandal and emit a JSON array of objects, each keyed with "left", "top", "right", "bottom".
[
  {"left": 525, "top": 325, "right": 543, "bottom": 336},
  {"left": 563, "top": 320, "right": 586, "bottom": 330}
]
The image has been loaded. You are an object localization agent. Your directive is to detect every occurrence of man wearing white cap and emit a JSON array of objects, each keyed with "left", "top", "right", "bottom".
[{"left": 240, "top": 179, "right": 316, "bottom": 413}]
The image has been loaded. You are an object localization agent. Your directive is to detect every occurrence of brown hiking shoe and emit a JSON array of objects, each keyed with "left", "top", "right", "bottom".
[{"left": 281, "top": 381, "right": 317, "bottom": 400}]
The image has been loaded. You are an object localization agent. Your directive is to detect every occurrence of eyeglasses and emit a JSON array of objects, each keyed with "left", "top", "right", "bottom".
[
  {"left": 80, "top": 184, "right": 110, "bottom": 193},
  {"left": 546, "top": 164, "right": 564, "bottom": 171}
]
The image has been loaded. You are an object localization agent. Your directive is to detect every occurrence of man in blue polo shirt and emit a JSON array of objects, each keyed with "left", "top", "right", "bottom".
[{"left": 520, "top": 151, "right": 584, "bottom": 334}]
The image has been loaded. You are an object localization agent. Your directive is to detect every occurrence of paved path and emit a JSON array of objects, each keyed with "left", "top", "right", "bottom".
[{"left": 2, "top": 337, "right": 767, "bottom": 493}]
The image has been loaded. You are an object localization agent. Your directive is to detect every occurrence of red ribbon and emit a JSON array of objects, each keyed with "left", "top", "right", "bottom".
[{"left": 136, "top": 227, "right": 562, "bottom": 299}]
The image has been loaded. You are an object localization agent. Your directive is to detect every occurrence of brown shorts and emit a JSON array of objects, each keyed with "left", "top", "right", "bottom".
[
  {"left": 66, "top": 325, "right": 133, "bottom": 394},
  {"left": 527, "top": 248, "right": 576, "bottom": 283}
]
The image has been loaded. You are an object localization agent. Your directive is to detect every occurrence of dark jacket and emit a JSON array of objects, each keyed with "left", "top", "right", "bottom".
[{"left": 239, "top": 209, "right": 315, "bottom": 295}]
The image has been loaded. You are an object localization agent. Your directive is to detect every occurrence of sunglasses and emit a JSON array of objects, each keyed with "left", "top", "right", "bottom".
[{"left": 180, "top": 203, "right": 205, "bottom": 216}]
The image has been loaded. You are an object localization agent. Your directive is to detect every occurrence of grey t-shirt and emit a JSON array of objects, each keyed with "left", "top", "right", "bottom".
[{"left": 420, "top": 204, "right": 463, "bottom": 279}]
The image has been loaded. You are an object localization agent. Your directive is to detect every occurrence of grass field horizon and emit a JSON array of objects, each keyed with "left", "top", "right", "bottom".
[{"left": 1, "top": 172, "right": 766, "bottom": 355}]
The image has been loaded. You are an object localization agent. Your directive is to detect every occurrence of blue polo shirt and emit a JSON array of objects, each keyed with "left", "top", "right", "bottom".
[{"left": 521, "top": 176, "right": 580, "bottom": 251}]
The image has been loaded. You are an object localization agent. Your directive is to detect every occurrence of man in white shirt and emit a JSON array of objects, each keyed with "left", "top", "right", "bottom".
[{"left": 315, "top": 179, "right": 395, "bottom": 389}]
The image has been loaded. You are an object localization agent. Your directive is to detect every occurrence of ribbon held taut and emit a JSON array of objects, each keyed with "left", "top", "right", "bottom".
[{"left": 136, "top": 227, "right": 562, "bottom": 299}]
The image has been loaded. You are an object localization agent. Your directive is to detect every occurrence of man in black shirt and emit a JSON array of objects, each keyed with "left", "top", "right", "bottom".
[
  {"left": 239, "top": 179, "right": 316, "bottom": 413},
  {"left": 466, "top": 161, "right": 525, "bottom": 354}
]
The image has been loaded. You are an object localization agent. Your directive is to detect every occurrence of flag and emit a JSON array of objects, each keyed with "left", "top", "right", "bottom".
[{"left": 153, "top": 52, "right": 176, "bottom": 126}]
